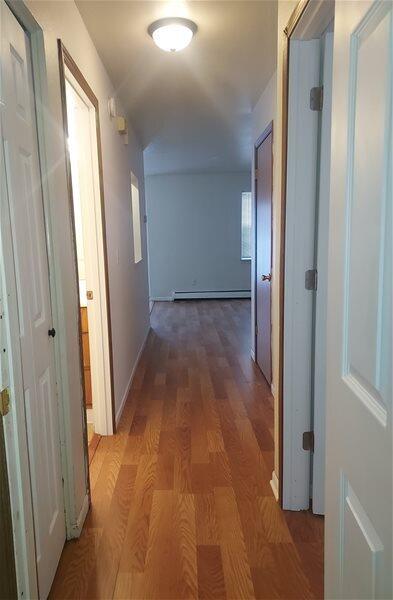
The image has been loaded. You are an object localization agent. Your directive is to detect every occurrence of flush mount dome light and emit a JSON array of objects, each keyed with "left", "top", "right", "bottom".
[{"left": 148, "top": 17, "right": 197, "bottom": 52}]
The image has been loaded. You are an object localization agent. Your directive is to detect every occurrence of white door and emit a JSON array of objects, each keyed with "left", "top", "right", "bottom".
[
  {"left": 325, "top": 0, "right": 392, "bottom": 597},
  {"left": 1, "top": 4, "right": 65, "bottom": 598}
]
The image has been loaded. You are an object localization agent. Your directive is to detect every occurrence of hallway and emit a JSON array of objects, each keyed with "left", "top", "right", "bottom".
[{"left": 50, "top": 300, "right": 323, "bottom": 599}]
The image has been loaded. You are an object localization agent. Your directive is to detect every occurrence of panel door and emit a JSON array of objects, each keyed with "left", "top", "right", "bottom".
[
  {"left": 325, "top": 1, "right": 392, "bottom": 597},
  {"left": 1, "top": 4, "right": 65, "bottom": 598},
  {"left": 255, "top": 130, "right": 273, "bottom": 384}
]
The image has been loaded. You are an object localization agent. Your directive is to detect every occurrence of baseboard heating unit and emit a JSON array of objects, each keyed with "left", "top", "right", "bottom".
[{"left": 172, "top": 290, "right": 251, "bottom": 300}]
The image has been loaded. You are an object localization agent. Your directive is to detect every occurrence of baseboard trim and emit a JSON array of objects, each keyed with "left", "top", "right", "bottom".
[
  {"left": 173, "top": 290, "right": 251, "bottom": 300},
  {"left": 149, "top": 300, "right": 155, "bottom": 313},
  {"left": 69, "top": 493, "right": 89, "bottom": 539},
  {"left": 150, "top": 296, "right": 173, "bottom": 302},
  {"left": 270, "top": 470, "right": 279, "bottom": 501},
  {"left": 115, "top": 326, "right": 151, "bottom": 426},
  {"left": 251, "top": 348, "right": 255, "bottom": 361},
  {"left": 86, "top": 408, "right": 94, "bottom": 424}
]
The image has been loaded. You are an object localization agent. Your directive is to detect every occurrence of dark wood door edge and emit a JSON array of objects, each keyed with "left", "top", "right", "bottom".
[{"left": 0, "top": 418, "right": 17, "bottom": 599}]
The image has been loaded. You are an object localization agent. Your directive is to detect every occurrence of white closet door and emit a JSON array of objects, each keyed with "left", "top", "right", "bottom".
[
  {"left": 325, "top": 0, "right": 392, "bottom": 597},
  {"left": 1, "top": 3, "right": 65, "bottom": 598}
]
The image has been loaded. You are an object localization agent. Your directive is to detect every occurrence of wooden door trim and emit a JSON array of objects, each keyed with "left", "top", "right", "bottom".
[
  {"left": 278, "top": 0, "right": 311, "bottom": 506},
  {"left": 254, "top": 121, "right": 273, "bottom": 382},
  {"left": 57, "top": 40, "right": 116, "bottom": 443},
  {"left": 0, "top": 418, "right": 17, "bottom": 599}
]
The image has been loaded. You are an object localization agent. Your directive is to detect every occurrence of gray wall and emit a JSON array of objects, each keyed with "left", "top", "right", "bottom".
[{"left": 146, "top": 172, "right": 251, "bottom": 299}]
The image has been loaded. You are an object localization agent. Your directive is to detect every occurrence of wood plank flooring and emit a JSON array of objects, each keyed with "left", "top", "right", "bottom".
[{"left": 50, "top": 300, "right": 323, "bottom": 599}]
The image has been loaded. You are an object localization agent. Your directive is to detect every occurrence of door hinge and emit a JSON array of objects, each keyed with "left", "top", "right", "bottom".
[
  {"left": 0, "top": 387, "right": 10, "bottom": 417},
  {"left": 310, "top": 86, "right": 323, "bottom": 111},
  {"left": 303, "top": 431, "right": 314, "bottom": 452},
  {"left": 305, "top": 269, "right": 318, "bottom": 291}
]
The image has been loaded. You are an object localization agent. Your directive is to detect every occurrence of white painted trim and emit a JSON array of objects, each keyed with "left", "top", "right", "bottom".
[
  {"left": 115, "top": 326, "right": 151, "bottom": 425},
  {"left": 149, "top": 300, "right": 155, "bottom": 313},
  {"left": 292, "top": 0, "right": 335, "bottom": 41},
  {"left": 282, "top": 0, "right": 335, "bottom": 514},
  {"left": 150, "top": 296, "right": 174, "bottom": 302},
  {"left": 312, "top": 31, "right": 334, "bottom": 517},
  {"left": 69, "top": 493, "right": 89, "bottom": 539},
  {"left": 270, "top": 471, "right": 279, "bottom": 501},
  {"left": 283, "top": 39, "right": 320, "bottom": 511},
  {"left": 271, "top": 382, "right": 276, "bottom": 398},
  {"left": 250, "top": 348, "right": 256, "bottom": 361},
  {"left": 173, "top": 290, "right": 251, "bottom": 300}
]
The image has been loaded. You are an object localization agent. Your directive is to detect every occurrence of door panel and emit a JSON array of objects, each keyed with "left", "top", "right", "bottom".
[
  {"left": 1, "top": 4, "right": 65, "bottom": 598},
  {"left": 326, "top": 1, "right": 392, "bottom": 597},
  {"left": 255, "top": 130, "right": 273, "bottom": 384}
]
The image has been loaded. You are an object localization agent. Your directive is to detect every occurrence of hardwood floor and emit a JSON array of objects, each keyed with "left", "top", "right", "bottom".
[{"left": 50, "top": 300, "right": 323, "bottom": 599}]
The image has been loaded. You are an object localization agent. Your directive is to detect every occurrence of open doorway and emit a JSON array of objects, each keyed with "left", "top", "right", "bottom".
[
  {"left": 254, "top": 123, "right": 273, "bottom": 386},
  {"left": 59, "top": 43, "right": 115, "bottom": 442},
  {"left": 280, "top": 1, "right": 335, "bottom": 513}
]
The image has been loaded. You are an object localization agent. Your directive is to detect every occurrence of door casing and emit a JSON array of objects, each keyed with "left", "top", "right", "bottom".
[
  {"left": 282, "top": 28, "right": 334, "bottom": 513},
  {"left": 58, "top": 41, "right": 116, "bottom": 436},
  {"left": 278, "top": 0, "right": 335, "bottom": 507}
]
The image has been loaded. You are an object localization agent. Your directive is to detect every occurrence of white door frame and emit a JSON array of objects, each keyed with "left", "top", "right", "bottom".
[
  {"left": 58, "top": 42, "right": 115, "bottom": 437},
  {"left": 283, "top": 36, "right": 321, "bottom": 510},
  {"left": 0, "top": 2, "right": 89, "bottom": 597},
  {"left": 281, "top": 0, "right": 335, "bottom": 510}
]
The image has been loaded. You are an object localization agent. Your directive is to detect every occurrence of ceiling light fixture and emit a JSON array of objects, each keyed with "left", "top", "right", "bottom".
[{"left": 148, "top": 17, "right": 197, "bottom": 52}]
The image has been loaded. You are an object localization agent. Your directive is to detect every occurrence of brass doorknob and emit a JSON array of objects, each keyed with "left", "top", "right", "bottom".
[{"left": 261, "top": 274, "right": 271, "bottom": 282}]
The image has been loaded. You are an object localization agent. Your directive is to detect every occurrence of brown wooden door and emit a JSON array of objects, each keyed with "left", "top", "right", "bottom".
[
  {"left": 80, "top": 307, "right": 93, "bottom": 409},
  {"left": 255, "top": 127, "right": 273, "bottom": 384}
]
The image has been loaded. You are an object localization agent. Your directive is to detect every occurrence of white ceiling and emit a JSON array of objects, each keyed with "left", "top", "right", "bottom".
[{"left": 76, "top": 1, "right": 278, "bottom": 175}]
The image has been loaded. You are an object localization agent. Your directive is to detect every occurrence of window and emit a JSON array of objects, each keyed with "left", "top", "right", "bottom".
[
  {"left": 241, "top": 191, "right": 252, "bottom": 260},
  {"left": 131, "top": 172, "right": 142, "bottom": 263}
]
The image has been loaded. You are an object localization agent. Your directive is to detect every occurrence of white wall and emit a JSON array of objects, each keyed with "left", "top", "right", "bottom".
[
  {"left": 145, "top": 172, "right": 251, "bottom": 299},
  {"left": 25, "top": 0, "right": 150, "bottom": 528}
]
